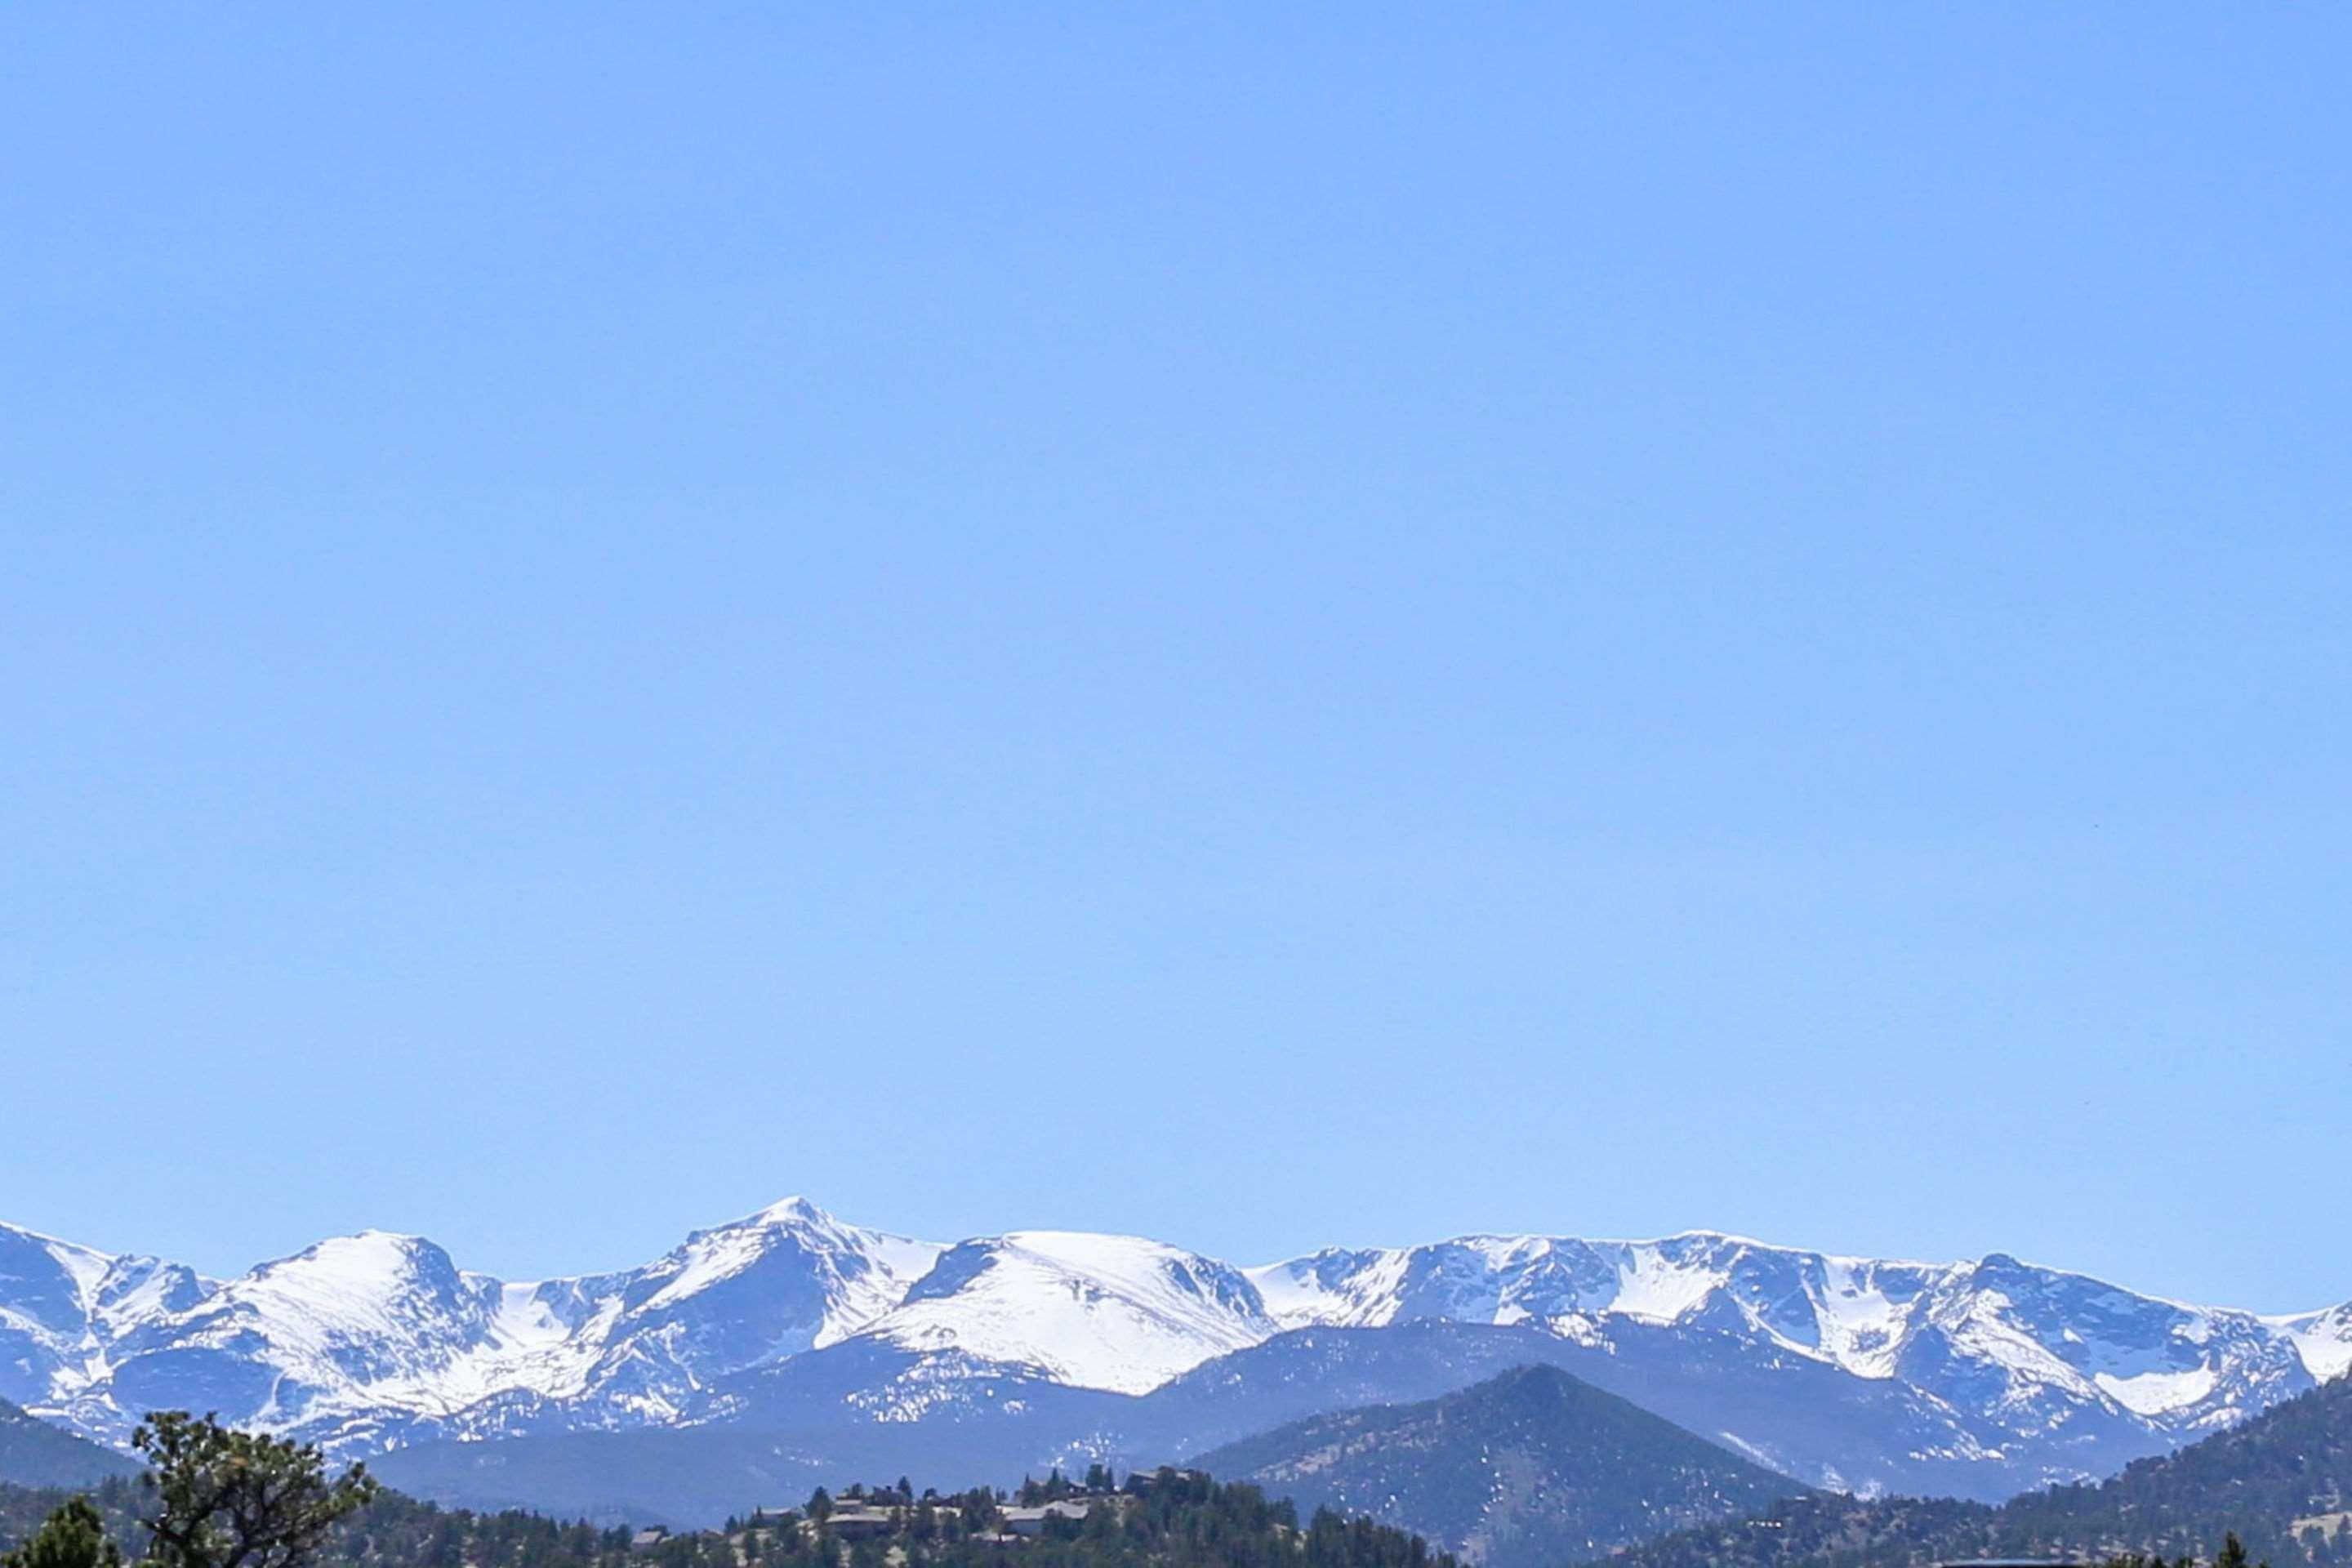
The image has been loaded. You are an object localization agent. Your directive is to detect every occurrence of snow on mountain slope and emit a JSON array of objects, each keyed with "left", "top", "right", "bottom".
[
  {"left": 1245, "top": 1232, "right": 2336, "bottom": 1446},
  {"left": 1248, "top": 1232, "right": 1934, "bottom": 1348},
  {"left": 3, "top": 1200, "right": 2344, "bottom": 1490},
  {"left": 619, "top": 1196, "right": 938, "bottom": 1353},
  {"left": 1908, "top": 1253, "right": 2313, "bottom": 1437},
  {"left": 0, "top": 1223, "right": 217, "bottom": 1418},
  {"left": 2, "top": 1199, "right": 938, "bottom": 1450},
  {"left": 161, "top": 1232, "right": 505, "bottom": 1380},
  {"left": 2270, "top": 1301, "right": 2352, "bottom": 1382},
  {"left": 91, "top": 1232, "right": 534, "bottom": 1447},
  {"left": 859, "top": 1232, "right": 1275, "bottom": 1394},
  {"left": 529, "top": 1196, "right": 942, "bottom": 1426},
  {"left": 0, "top": 1223, "right": 117, "bottom": 1407}
]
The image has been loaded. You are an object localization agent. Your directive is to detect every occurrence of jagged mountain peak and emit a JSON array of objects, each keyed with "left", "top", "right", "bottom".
[
  {"left": 2, "top": 1197, "right": 2343, "bottom": 1494},
  {"left": 0, "top": 1223, "right": 115, "bottom": 1330},
  {"left": 1246, "top": 1227, "right": 2345, "bottom": 1444},
  {"left": 688, "top": 1194, "right": 849, "bottom": 1243},
  {"left": 612, "top": 1195, "right": 938, "bottom": 1352},
  {"left": 745, "top": 1194, "right": 828, "bottom": 1225}
]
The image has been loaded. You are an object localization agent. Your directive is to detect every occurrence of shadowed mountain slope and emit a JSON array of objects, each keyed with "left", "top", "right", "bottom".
[
  {"left": 0, "top": 1399, "right": 138, "bottom": 1489},
  {"left": 1194, "top": 1364, "right": 1804, "bottom": 1568},
  {"left": 1609, "top": 1367, "right": 2352, "bottom": 1568}
]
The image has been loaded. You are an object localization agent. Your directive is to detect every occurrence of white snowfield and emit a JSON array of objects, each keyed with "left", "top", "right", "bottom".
[
  {"left": 1, "top": 1198, "right": 2344, "bottom": 1463},
  {"left": 2268, "top": 1301, "right": 2352, "bottom": 1380},
  {"left": 866, "top": 1231, "right": 1275, "bottom": 1395}
]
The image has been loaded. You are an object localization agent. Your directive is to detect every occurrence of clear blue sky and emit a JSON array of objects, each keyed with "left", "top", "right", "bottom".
[{"left": 3, "top": 5, "right": 2345, "bottom": 1311}]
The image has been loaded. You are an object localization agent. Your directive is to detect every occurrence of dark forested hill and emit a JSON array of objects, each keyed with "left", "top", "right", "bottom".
[
  {"left": 2, "top": 1468, "right": 1454, "bottom": 1568},
  {"left": 0, "top": 1475, "right": 675, "bottom": 1568},
  {"left": 1193, "top": 1365, "right": 1802, "bottom": 1568},
  {"left": 1610, "top": 1370, "right": 2352, "bottom": 1568},
  {"left": 0, "top": 1400, "right": 138, "bottom": 1489}
]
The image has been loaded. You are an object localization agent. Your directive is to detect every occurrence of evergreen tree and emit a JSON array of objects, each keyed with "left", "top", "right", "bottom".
[
  {"left": 2, "top": 1499, "right": 122, "bottom": 1568},
  {"left": 132, "top": 1412, "right": 377, "bottom": 1568}
]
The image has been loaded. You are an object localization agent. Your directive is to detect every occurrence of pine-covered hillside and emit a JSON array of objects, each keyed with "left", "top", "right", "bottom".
[
  {"left": 0, "top": 1401, "right": 138, "bottom": 1490},
  {"left": 2, "top": 1468, "right": 1456, "bottom": 1568},
  {"left": 1609, "top": 1369, "right": 2352, "bottom": 1568},
  {"left": 0, "top": 1475, "right": 665, "bottom": 1568},
  {"left": 1193, "top": 1365, "right": 1802, "bottom": 1568}
]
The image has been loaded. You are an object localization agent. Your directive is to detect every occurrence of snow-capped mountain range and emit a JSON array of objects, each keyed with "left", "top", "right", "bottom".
[{"left": 3, "top": 1197, "right": 2345, "bottom": 1501}]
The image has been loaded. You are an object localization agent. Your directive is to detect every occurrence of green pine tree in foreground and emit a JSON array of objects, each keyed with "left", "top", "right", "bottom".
[
  {"left": 2, "top": 1497, "right": 122, "bottom": 1568},
  {"left": 131, "top": 1414, "right": 376, "bottom": 1568}
]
